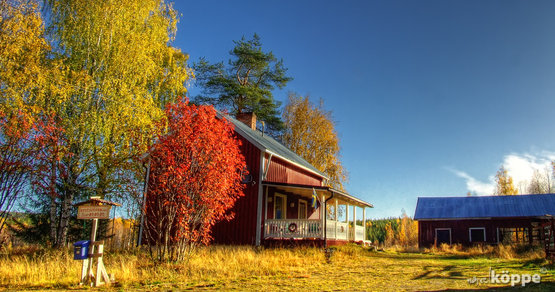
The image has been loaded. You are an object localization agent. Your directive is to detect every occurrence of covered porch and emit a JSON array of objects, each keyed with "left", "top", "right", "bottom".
[{"left": 262, "top": 183, "right": 373, "bottom": 244}]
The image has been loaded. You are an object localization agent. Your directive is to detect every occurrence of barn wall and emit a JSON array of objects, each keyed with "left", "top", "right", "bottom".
[
  {"left": 264, "top": 156, "right": 323, "bottom": 186},
  {"left": 418, "top": 218, "right": 537, "bottom": 248},
  {"left": 211, "top": 134, "right": 261, "bottom": 245}
]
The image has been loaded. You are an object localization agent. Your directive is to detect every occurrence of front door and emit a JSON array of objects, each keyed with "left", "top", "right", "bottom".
[
  {"left": 274, "top": 193, "right": 286, "bottom": 219},
  {"left": 298, "top": 200, "right": 307, "bottom": 219}
]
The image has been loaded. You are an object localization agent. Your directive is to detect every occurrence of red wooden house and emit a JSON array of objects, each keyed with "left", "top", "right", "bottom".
[{"left": 211, "top": 112, "right": 373, "bottom": 246}]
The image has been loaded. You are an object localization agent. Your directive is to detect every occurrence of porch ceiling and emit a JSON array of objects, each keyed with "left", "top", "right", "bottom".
[{"left": 262, "top": 182, "right": 373, "bottom": 208}]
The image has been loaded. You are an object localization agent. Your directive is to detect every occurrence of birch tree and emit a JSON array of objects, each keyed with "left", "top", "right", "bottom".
[
  {"left": 39, "top": 0, "right": 192, "bottom": 247},
  {"left": 494, "top": 166, "right": 518, "bottom": 196},
  {"left": 0, "top": 0, "right": 192, "bottom": 247},
  {"left": 282, "top": 93, "right": 347, "bottom": 190}
]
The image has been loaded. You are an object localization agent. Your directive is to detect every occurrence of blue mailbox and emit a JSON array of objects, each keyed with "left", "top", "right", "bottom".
[{"left": 73, "top": 240, "right": 90, "bottom": 260}]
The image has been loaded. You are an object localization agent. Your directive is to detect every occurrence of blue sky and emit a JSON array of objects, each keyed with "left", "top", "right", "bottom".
[{"left": 172, "top": 0, "right": 555, "bottom": 218}]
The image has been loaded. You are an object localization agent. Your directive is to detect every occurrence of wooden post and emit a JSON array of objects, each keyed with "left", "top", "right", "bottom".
[
  {"left": 93, "top": 242, "right": 111, "bottom": 286},
  {"left": 76, "top": 198, "right": 119, "bottom": 287},
  {"left": 353, "top": 206, "right": 357, "bottom": 241},
  {"left": 320, "top": 193, "right": 325, "bottom": 239},
  {"left": 345, "top": 203, "right": 349, "bottom": 241},
  {"left": 86, "top": 218, "right": 98, "bottom": 282},
  {"left": 80, "top": 258, "right": 89, "bottom": 284},
  {"left": 335, "top": 199, "right": 339, "bottom": 239},
  {"left": 362, "top": 207, "right": 366, "bottom": 243}
]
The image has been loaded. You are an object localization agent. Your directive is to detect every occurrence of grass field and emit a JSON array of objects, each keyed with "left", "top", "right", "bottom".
[{"left": 1, "top": 244, "right": 554, "bottom": 291}]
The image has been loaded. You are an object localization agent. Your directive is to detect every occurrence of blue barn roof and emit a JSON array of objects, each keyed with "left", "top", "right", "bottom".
[{"left": 414, "top": 194, "right": 555, "bottom": 220}]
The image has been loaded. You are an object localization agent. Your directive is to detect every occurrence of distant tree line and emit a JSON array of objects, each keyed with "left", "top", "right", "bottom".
[{"left": 366, "top": 212, "right": 418, "bottom": 247}]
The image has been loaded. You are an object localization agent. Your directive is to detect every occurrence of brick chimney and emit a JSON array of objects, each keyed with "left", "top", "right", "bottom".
[{"left": 236, "top": 112, "right": 257, "bottom": 130}]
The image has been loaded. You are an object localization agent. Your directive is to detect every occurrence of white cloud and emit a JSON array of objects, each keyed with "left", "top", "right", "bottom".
[
  {"left": 504, "top": 152, "right": 554, "bottom": 191},
  {"left": 447, "top": 168, "right": 495, "bottom": 196},
  {"left": 449, "top": 151, "right": 555, "bottom": 196}
]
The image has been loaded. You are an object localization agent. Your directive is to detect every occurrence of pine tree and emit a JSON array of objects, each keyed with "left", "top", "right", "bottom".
[{"left": 193, "top": 34, "right": 291, "bottom": 134}]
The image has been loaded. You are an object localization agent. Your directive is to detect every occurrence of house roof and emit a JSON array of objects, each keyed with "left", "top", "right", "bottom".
[
  {"left": 262, "top": 182, "right": 374, "bottom": 208},
  {"left": 414, "top": 194, "right": 555, "bottom": 220},
  {"left": 224, "top": 114, "right": 327, "bottom": 178}
]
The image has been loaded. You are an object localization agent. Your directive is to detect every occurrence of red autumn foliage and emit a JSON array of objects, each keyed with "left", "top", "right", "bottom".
[
  {"left": 0, "top": 110, "right": 34, "bottom": 237},
  {"left": 30, "top": 114, "right": 67, "bottom": 200},
  {"left": 144, "top": 99, "right": 245, "bottom": 261},
  {"left": 28, "top": 114, "right": 73, "bottom": 248}
]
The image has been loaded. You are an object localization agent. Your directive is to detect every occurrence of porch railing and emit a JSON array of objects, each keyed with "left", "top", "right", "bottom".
[
  {"left": 326, "top": 220, "right": 336, "bottom": 239},
  {"left": 264, "top": 219, "right": 366, "bottom": 242},
  {"left": 264, "top": 219, "right": 322, "bottom": 239},
  {"left": 326, "top": 220, "right": 348, "bottom": 240},
  {"left": 355, "top": 225, "right": 365, "bottom": 241}
]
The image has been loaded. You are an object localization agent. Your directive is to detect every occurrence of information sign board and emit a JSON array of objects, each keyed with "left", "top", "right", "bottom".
[{"left": 77, "top": 205, "right": 111, "bottom": 219}]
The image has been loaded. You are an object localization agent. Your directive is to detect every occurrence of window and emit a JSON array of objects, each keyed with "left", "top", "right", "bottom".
[
  {"left": 298, "top": 199, "right": 307, "bottom": 219},
  {"left": 435, "top": 228, "right": 451, "bottom": 246},
  {"left": 497, "top": 227, "right": 529, "bottom": 244},
  {"left": 274, "top": 194, "right": 286, "bottom": 219},
  {"left": 469, "top": 227, "right": 486, "bottom": 243}
]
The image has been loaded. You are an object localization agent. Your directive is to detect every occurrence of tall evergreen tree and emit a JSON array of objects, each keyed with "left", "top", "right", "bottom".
[{"left": 193, "top": 34, "right": 291, "bottom": 133}]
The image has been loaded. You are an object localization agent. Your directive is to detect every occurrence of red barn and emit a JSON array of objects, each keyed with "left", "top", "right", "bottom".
[
  {"left": 414, "top": 194, "right": 555, "bottom": 255},
  {"left": 211, "top": 112, "right": 373, "bottom": 246}
]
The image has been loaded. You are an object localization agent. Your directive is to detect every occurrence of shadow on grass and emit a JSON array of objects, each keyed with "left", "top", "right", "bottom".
[
  {"left": 367, "top": 251, "right": 442, "bottom": 261},
  {"left": 370, "top": 251, "right": 478, "bottom": 262},
  {"left": 520, "top": 258, "right": 553, "bottom": 269},
  {"left": 413, "top": 265, "right": 466, "bottom": 281}
]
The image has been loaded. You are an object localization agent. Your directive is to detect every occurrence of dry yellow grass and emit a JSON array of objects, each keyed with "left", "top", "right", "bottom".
[
  {"left": 422, "top": 243, "right": 546, "bottom": 259},
  {"left": 1, "top": 244, "right": 554, "bottom": 291}
]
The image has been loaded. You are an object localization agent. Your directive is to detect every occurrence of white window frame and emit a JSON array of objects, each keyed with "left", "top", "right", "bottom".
[
  {"left": 298, "top": 199, "right": 308, "bottom": 219},
  {"left": 274, "top": 193, "right": 287, "bottom": 219},
  {"left": 469, "top": 227, "right": 486, "bottom": 242},
  {"left": 435, "top": 228, "right": 452, "bottom": 245}
]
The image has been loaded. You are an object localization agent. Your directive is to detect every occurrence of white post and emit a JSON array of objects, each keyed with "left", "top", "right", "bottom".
[
  {"left": 345, "top": 203, "right": 349, "bottom": 241},
  {"left": 362, "top": 207, "right": 366, "bottom": 243},
  {"left": 353, "top": 206, "right": 357, "bottom": 241},
  {"left": 335, "top": 199, "right": 339, "bottom": 239},
  {"left": 320, "top": 193, "right": 325, "bottom": 239},
  {"left": 87, "top": 219, "right": 98, "bottom": 280}
]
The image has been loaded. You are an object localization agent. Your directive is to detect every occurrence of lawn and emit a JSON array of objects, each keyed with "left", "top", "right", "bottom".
[{"left": 1, "top": 244, "right": 554, "bottom": 291}]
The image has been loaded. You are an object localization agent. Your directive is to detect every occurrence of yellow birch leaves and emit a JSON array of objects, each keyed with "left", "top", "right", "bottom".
[{"left": 282, "top": 93, "right": 347, "bottom": 190}]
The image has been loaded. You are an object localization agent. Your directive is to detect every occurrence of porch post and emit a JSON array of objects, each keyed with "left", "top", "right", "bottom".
[
  {"left": 353, "top": 206, "right": 357, "bottom": 241},
  {"left": 362, "top": 207, "right": 366, "bottom": 242},
  {"left": 335, "top": 199, "right": 339, "bottom": 239},
  {"left": 346, "top": 203, "right": 349, "bottom": 240},
  {"left": 321, "top": 193, "right": 325, "bottom": 240}
]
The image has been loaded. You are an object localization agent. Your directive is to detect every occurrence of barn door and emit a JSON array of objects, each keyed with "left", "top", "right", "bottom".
[{"left": 435, "top": 228, "right": 451, "bottom": 246}]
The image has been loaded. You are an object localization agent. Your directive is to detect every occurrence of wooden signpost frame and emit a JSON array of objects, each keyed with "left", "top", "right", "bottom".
[{"left": 75, "top": 197, "right": 121, "bottom": 287}]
